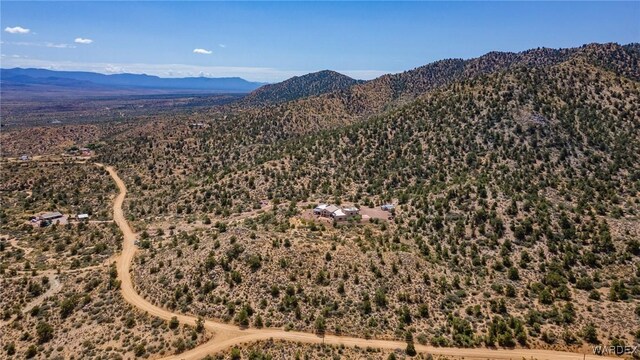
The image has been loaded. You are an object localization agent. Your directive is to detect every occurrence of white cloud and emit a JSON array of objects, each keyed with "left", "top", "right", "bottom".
[
  {"left": 46, "top": 42, "right": 75, "bottom": 49},
  {"left": 74, "top": 38, "right": 93, "bottom": 44},
  {"left": 193, "top": 48, "right": 212, "bottom": 55},
  {"left": 3, "top": 41, "right": 75, "bottom": 48},
  {"left": 104, "top": 64, "right": 126, "bottom": 73},
  {"left": 5, "top": 26, "right": 30, "bottom": 34},
  {"left": 218, "top": 44, "right": 226, "bottom": 48}
]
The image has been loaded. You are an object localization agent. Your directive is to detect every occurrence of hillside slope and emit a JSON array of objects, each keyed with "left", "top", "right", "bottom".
[
  {"left": 3, "top": 42, "right": 636, "bottom": 352},
  {"left": 239, "top": 70, "right": 363, "bottom": 107},
  {"left": 219, "top": 43, "right": 639, "bottom": 143},
  {"left": 92, "top": 43, "right": 640, "bottom": 350}
]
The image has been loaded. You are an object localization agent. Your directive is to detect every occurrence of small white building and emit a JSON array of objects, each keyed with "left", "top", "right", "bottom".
[{"left": 77, "top": 214, "right": 89, "bottom": 221}]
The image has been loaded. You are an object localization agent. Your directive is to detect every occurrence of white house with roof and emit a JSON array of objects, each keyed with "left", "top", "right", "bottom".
[
  {"left": 314, "top": 204, "right": 360, "bottom": 221},
  {"left": 313, "top": 204, "right": 329, "bottom": 215},
  {"left": 323, "top": 205, "right": 339, "bottom": 217}
]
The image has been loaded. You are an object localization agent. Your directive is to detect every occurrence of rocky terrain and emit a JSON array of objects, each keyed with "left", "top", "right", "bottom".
[
  {"left": 0, "top": 162, "right": 209, "bottom": 359},
  {"left": 1, "top": 42, "right": 639, "bottom": 359},
  {"left": 99, "top": 43, "right": 640, "bottom": 353}
]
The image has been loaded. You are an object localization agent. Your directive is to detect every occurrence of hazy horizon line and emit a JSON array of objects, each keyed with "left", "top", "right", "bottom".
[{"left": 0, "top": 57, "right": 397, "bottom": 82}]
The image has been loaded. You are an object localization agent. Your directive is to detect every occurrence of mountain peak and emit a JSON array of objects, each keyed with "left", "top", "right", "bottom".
[{"left": 239, "top": 70, "right": 362, "bottom": 107}]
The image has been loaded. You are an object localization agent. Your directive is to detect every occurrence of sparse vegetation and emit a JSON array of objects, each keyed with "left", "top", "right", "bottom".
[{"left": 1, "top": 42, "right": 638, "bottom": 357}]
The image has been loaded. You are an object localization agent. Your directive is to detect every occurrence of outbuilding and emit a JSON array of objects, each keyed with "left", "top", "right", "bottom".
[
  {"left": 41, "top": 212, "right": 63, "bottom": 221},
  {"left": 381, "top": 204, "right": 395, "bottom": 212},
  {"left": 77, "top": 214, "right": 89, "bottom": 221}
]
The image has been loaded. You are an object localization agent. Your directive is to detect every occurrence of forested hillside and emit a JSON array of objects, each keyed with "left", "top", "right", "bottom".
[
  {"left": 219, "top": 43, "right": 639, "bottom": 143},
  {"left": 239, "top": 70, "right": 362, "bottom": 107},
  {"left": 93, "top": 43, "right": 640, "bottom": 350}
]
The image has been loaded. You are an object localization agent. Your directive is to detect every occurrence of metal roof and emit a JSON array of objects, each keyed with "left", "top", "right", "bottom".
[
  {"left": 325, "top": 205, "right": 339, "bottom": 213},
  {"left": 332, "top": 209, "right": 346, "bottom": 217},
  {"left": 41, "top": 211, "right": 63, "bottom": 220}
]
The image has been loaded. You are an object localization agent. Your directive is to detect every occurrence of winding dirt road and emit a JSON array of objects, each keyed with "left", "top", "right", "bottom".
[{"left": 103, "top": 164, "right": 616, "bottom": 360}]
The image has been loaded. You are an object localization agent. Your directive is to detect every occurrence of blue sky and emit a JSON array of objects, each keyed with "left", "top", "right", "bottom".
[{"left": 1, "top": 1, "right": 639, "bottom": 82}]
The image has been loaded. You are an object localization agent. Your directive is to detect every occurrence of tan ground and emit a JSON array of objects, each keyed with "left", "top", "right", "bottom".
[
  {"left": 0, "top": 161, "right": 208, "bottom": 358},
  {"left": 104, "top": 163, "right": 620, "bottom": 360}
]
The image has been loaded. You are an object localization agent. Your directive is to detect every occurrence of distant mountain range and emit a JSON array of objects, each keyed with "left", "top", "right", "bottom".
[
  {"left": 3, "top": 43, "right": 638, "bottom": 104},
  {"left": 0, "top": 68, "right": 266, "bottom": 97}
]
